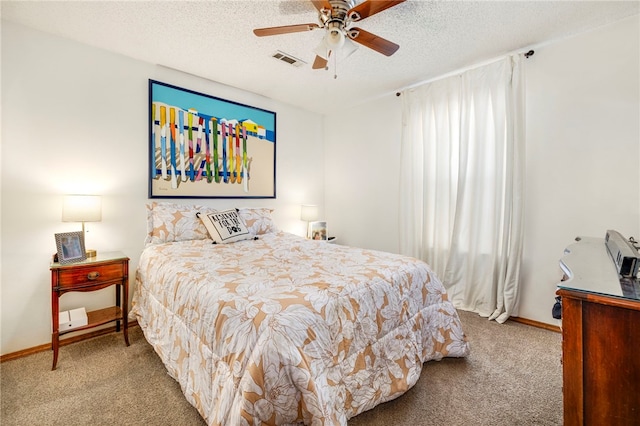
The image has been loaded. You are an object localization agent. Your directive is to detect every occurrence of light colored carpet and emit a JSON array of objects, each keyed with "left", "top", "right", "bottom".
[{"left": 1, "top": 310, "right": 562, "bottom": 425}]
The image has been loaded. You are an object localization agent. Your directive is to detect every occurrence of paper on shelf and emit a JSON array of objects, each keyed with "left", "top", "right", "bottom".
[{"left": 59, "top": 307, "right": 88, "bottom": 330}]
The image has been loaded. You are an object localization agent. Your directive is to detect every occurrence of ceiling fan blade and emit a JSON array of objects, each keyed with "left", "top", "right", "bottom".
[
  {"left": 310, "top": 0, "right": 332, "bottom": 12},
  {"left": 253, "top": 23, "right": 321, "bottom": 37},
  {"left": 312, "top": 55, "right": 328, "bottom": 69},
  {"left": 347, "top": 0, "right": 406, "bottom": 22},
  {"left": 347, "top": 27, "right": 399, "bottom": 56}
]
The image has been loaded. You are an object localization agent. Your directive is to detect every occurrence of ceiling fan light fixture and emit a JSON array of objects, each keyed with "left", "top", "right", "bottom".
[
  {"left": 342, "top": 38, "right": 358, "bottom": 59},
  {"left": 314, "top": 41, "right": 329, "bottom": 60},
  {"left": 324, "top": 26, "right": 345, "bottom": 50}
]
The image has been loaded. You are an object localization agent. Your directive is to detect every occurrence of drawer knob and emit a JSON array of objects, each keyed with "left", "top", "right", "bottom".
[{"left": 87, "top": 271, "right": 100, "bottom": 280}]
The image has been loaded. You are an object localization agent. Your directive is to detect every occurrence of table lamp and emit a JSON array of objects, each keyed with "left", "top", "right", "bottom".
[
  {"left": 62, "top": 195, "right": 102, "bottom": 257},
  {"left": 300, "top": 204, "right": 318, "bottom": 239}
]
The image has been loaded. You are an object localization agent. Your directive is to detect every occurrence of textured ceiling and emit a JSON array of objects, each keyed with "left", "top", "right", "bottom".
[{"left": 2, "top": 1, "right": 639, "bottom": 114}]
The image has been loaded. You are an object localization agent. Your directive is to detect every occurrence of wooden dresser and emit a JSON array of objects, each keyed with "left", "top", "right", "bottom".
[{"left": 557, "top": 237, "right": 640, "bottom": 426}]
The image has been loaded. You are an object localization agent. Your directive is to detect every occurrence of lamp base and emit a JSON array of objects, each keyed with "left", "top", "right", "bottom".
[{"left": 86, "top": 249, "right": 97, "bottom": 258}]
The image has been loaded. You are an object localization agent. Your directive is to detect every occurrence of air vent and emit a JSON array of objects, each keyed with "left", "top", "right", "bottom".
[{"left": 272, "top": 51, "right": 307, "bottom": 67}]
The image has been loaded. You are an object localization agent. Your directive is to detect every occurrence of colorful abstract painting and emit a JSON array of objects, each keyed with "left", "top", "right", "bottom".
[{"left": 148, "top": 80, "right": 276, "bottom": 198}]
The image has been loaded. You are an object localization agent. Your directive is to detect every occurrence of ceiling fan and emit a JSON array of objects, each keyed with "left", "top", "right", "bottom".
[{"left": 253, "top": 0, "right": 406, "bottom": 70}]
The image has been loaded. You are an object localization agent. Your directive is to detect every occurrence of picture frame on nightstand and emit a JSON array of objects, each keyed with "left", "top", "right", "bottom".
[
  {"left": 54, "top": 231, "right": 86, "bottom": 264},
  {"left": 308, "top": 221, "right": 328, "bottom": 241}
]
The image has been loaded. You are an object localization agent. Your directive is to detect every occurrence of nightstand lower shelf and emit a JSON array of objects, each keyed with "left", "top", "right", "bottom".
[{"left": 58, "top": 306, "right": 124, "bottom": 336}]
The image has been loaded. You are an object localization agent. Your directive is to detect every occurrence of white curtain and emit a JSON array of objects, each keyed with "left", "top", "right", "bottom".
[{"left": 399, "top": 55, "right": 525, "bottom": 323}]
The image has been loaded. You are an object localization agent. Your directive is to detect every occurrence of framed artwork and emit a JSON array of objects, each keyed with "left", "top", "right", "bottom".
[
  {"left": 148, "top": 80, "right": 277, "bottom": 198},
  {"left": 308, "top": 221, "right": 328, "bottom": 241},
  {"left": 55, "top": 231, "right": 87, "bottom": 264}
]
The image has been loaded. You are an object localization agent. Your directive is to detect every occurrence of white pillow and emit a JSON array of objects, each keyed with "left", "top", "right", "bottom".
[
  {"left": 145, "top": 202, "right": 217, "bottom": 247},
  {"left": 237, "top": 207, "right": 279, "bottom": 236},
  {"left": 197, "top": 209, "right": 253, "bottom": 244}
]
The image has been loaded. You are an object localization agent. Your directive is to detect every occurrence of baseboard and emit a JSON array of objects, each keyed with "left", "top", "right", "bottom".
[
  {"left": 0, "top": 320, "right": 138, "bottom": 363},
  {"left": 509, "top": 316, "right": 561, "bottom": 333},
  {"left": 1, "top": 316, "right": 559, "bottom": 362}
]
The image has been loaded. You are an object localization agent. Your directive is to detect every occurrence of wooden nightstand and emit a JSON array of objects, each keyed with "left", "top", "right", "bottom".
[{"left": 50, "top": 251, "right": 130, "bottom": 370}]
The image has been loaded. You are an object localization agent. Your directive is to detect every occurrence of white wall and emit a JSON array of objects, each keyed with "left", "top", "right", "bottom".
[
  {"left": 519, "top": 15, "right": 639, "bottom": 322},
  {"left": 0, "top": 21, "right": 325, "bottom": 355},
  {"left": 324, "top": 15, "right": 640, "bottom": 325},
  {"left": 324, "top": 95, "right": 403, "bottom": 253}
]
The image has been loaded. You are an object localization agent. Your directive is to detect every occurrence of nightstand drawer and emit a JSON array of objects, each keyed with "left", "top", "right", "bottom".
[{"left": 55, "top": 262, "right": 125, "bottom": 289}]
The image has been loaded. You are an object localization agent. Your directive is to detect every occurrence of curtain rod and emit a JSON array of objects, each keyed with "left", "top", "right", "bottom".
[{"left": 394, "top": 49, "right": 535, "bottom": 97}]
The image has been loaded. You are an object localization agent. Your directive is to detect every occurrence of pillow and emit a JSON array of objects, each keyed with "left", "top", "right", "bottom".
[
  {"left": 145, "top": 202, "right": 217, "bottom": 246},
  {"left": 237, "top": 207, "right": 279, "bottom": 236},
  {"left": 197, "top": 209, "right": 253, "bottom": 244}
]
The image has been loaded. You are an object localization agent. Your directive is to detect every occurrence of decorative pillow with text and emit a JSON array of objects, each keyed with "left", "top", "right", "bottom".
[{"left": 197, "top": 209, "right": 253, "bottom": 244}]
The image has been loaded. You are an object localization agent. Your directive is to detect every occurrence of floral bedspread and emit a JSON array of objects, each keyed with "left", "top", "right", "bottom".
[{"left": 131, "top": 232, "right": 469, "bottom": 425}]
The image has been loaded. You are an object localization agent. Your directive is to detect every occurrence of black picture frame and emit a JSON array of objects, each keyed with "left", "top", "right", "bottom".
[
  {"left": 148, "top": 80, "right": 276, "bottom": 198},
  {"left": 55, "top": 231, "right": 87, "bottom": 264}
]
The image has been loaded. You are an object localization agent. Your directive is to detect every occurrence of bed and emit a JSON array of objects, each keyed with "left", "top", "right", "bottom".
[{"left": 131, "top": 203, "right": 470, "bottom": 425}]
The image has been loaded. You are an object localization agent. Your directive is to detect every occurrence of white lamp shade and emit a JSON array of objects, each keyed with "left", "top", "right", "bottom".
[
  {"left": 62, "top": 195, "right": 102, "bottom": 223},
  {"left": 300, "top": 204, "right": 319, "bottom": 222},
  {"left": 324, "top": 28, "right": 345, "bottom": 50},
  {"left": 314, "top": 41, "right": 330, "bottom": 60},
  {"left": 341, "top": 38, "right": 358, "bottom": 59}
]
